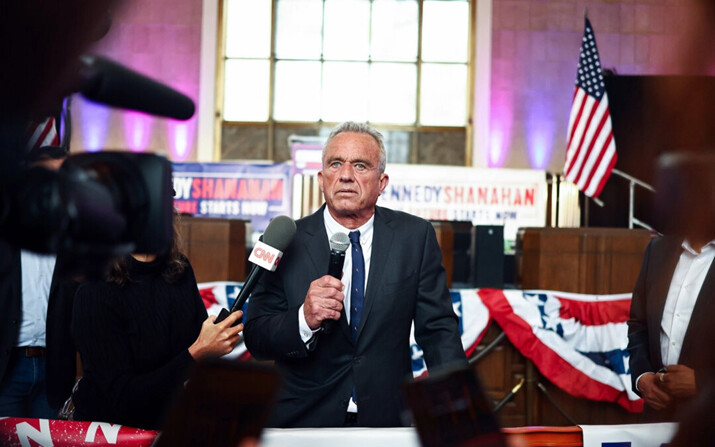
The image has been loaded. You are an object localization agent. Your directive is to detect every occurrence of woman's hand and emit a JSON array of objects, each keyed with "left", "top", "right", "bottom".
[{"left": 188, "top": 311, "right": 244, "bottom": 360}]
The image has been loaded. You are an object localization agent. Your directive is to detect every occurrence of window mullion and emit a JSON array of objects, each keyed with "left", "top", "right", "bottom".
[
  {"left": 413, "top": 0, "right": 424, "bottom": 164},
  {"left": 267, "top": 0, "right": 278, "bottom": 159},
  {"left": 318, "top": 0, "right": 327, "bottom": 124}
]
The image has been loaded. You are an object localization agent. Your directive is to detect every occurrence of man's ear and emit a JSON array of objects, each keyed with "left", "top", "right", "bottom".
[
  {"left": 378, "top": 173, "right": 389, "bottom": 194},
  {"left": 317, "top": 170, "right": 324, "bottom": 193}
]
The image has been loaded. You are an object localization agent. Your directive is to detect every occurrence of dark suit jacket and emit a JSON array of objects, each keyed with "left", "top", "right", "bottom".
[
  {"left": 0, "top": 241, "right": 79, "bottom": 410},
  {"left": 0, "top": 241, "right": 23, "bottom": 384},
  {"left": 627, "top": 235, "right": 715, "bottom": 420},
  {"left": 244, "top": 205, "right": 467, "bottom": 427}
]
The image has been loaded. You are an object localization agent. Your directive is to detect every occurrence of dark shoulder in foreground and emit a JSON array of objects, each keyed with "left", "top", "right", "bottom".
[{"left": 647, "top": 234, "right": 682, "bottom": 252}]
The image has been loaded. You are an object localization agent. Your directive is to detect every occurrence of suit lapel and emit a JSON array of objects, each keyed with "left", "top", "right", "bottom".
[
  {"left": 650, "top": 238, "right": 682, "bottom": 337},
  {"left": 300, "top": 208, "right": 329, "bottom": 279},
  {"left": 357, "top": 207, "right": 394, "bottom": 341}
]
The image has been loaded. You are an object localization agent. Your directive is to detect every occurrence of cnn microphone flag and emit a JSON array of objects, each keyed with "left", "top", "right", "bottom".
[
  {"left": 248, "top": 240, "right": 283, "bottom": 272},
  {"left": 563, "top": 17, "right": 617, "bottom": 198}
]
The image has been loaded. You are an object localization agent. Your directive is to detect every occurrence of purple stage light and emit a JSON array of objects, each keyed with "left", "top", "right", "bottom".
[
  {"left": 79, "top": 98, "right": 111, "bottom": 152},
  {"left": 123, "top": 111, "right": 153, "bottom": 152}
]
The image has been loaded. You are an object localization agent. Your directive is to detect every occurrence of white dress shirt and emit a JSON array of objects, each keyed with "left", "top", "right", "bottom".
[
  {"left": 18, "top": 250, "right": 56, "bottom": 348},
  {"left": 297, "top": 208, "right": 375, "bottom": 413},
  {"left": 660, "top": 239, "right": 715, "bottom": 365}
]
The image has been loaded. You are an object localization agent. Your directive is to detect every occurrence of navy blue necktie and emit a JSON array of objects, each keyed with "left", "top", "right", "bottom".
[{"left": 349, "top": 231, "right": 364, "bottom": 341}]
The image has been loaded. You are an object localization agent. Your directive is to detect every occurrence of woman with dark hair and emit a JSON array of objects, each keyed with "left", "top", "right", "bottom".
[{"left": 68, "top": 217, "right": 243, "bottom": 430}]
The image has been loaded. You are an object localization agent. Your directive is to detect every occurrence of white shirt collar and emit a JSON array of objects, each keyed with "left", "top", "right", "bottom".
[
  {"left": 681, "top": 239, "right": 715, "bottom": 256},
  {"left": 322, "top": 207, "right": 374, "bottom": 243}
]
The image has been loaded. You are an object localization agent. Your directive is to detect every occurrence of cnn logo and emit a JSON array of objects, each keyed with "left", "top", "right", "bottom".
[{"left": 254, "top": 247, "right": 276, "bottom": 264}]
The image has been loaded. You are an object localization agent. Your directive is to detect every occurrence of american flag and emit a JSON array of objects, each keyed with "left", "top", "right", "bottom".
[
  {"left": 564, "top": 18, "right": 617, "bottom": 198},
  {"left": 26, "top": 116, "right": 59, "bottom": 150}
]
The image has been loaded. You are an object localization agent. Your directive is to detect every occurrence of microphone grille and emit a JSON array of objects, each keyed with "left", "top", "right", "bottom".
[
  {"left": 262, "top": 215, "right": 297, "bottom": 251},
  {"left": 329, "top": 232, "right": 350, "bottom": 253}
]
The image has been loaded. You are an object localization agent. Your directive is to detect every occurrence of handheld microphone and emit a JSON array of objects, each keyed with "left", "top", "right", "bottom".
[
  {"left": 322, "top": 232, "right": 350, "bottom": 333},
  {"left": 327, "top": 232, "right": 350, "bottom": 279},
  {"left": 78, "top": 55, "right": 196, "bottom": 120},
  {"left": 214, "top": 215, "right": 296, "bottom": 325}
]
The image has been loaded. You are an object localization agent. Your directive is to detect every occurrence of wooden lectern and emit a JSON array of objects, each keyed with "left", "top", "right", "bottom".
[
  {"left": 431, "top": 221, "right": 455, "bottom": 288},
  {"left": 512, "top": 226, "right": 653, "bottom": 426},
  {"left": 515, "top": 227, "right": 653, "bottom": 294},
  {"left": 178, "top": 216, "right": 248, "bottom": 283}
]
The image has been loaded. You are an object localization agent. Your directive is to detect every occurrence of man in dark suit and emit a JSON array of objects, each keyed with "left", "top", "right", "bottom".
[
  {"left": 627, "top": 152, "right": 715, "bottom": 422},
  {"left": 0, "top": 147, "right": 79, "bottom": 417},
  {"left": 0, "top": 244, "right": 79, "bottom": 417},
  {"left": 244, "top": 121, "right": 467, "bottom": 427}
]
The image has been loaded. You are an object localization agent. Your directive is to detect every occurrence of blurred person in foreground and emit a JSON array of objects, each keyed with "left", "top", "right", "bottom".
[
  {"left": 627, "top": 152, "right": 715, "bottom": 422},
  {"left": 244, "top": 121, "right": 467, "bottom": 427},
  {"left": 65, "top": 214, "right": 243, "bottom": 430}
]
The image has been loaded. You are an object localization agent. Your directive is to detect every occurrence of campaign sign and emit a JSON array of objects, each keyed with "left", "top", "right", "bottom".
[
  {"left": 377, "top": 164, "right": 548, "bottom": 244},
  {"left": 172, "top": 161, "right": 292, "bottom": 234}
]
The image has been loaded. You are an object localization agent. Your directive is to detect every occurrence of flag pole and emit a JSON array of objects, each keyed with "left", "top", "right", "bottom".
[
  {"left": 584, "top": 192, "right": 589, "bottom": 227},
  {"left": 584, "top": 192, "right": 606, "bottom": 227}
]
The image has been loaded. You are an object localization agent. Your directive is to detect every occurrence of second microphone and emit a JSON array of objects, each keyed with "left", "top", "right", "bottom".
[{"left": 322, "top": 232, "right": 350, "bottom": 333}]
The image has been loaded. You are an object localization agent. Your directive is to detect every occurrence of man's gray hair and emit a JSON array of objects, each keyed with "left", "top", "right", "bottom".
[{"left": 323, "top": 121, "right": 387, "bottom": 174}]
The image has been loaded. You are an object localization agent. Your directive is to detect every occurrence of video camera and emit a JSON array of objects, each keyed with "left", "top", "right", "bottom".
[{"left": 1, "top": 151, "right": 174, "bottom": 276}]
